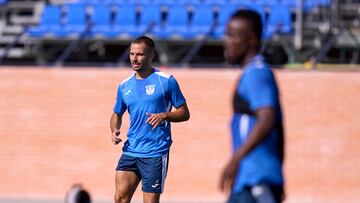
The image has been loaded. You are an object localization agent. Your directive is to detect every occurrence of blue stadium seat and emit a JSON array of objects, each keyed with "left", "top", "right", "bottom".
[
  {"left": 75, "top": 0, "right": 100, "bottom": 4},
  {"left": 27, "top": 5, "right": 62, "bottom": 37},
  {"left": 66, "top": 0, "right": 113, "bottom": 4},
  {"left": 153, "top": 4, "right": 189, "bottom": 39},
  {"left": 140, "top": 0, "right": 186, "bottom": 4},
  {"left": 266, "top": 5, "right": 292, "bottom": 38},
  {"left": 281, "top": 0, "right": 297, "bottom": 8},
  {"left": 177, "top": 0, "right": 202, "bottom": 5},
  {"left": 213, "top": 5, "right": 237, "bottom": 39},
  {"left": 319, "top": 0, "right": 331, "bottom": 6},
  {"left": 138, "top": 4, "right": 162, "bottom": 34},
  {"left": 135, "top": 0, "right": 200, "bottom": 6},
  {"left": 281, "top": 0, "right": 323, "bottom": 10},
  {"left": 203, "top": 0, "right": 229, "bottom": 5},
  {"left": 108, "top": 0, "right": 137, "bottom": 4},
  {"left": 103, "top": 4, "right": 139, "bottom": 38},
  {"left": 256, "top": 0, "right": 279, "bottom": 7},
  {"left": 53, "top": 4, "right": 88, "bottom": 38},
  {"left": 97, "top": 0, "right": 113, "bottom": 4},
  {"left": 186, "top": 4, "right": 214, "bottom": 38},
  {"left": 235, "top": 0, "right": 253, "bottom": 7},
  {"left": 136, "top": 0, "right": 153, "bottom": 4},
  {"left": 254, "top": 0, "right": 267, "bottom": 7},
  {"left": 89, "top": 4, "right": 112, "bottom": 37},
  {"left": 303, "top": 0, "right": 317, "bottom": 11}
]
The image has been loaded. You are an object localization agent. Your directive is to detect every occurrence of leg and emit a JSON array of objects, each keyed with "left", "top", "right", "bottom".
[
  {"left": 114, "top": 154, "right": 142, "bottom": 203},
  {"left": 114, "top": 171, "right": 140, "bottom": 203},
  {"left": 138, "top": 153, "right": 169, "bottom": 203},
  {"left": 143, "top": 192, "right": 161, "bottom": 203}
]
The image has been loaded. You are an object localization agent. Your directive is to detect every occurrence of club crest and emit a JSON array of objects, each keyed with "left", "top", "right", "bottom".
[{"left": 145, "top": 85, "right": 155, "bottom": 95}]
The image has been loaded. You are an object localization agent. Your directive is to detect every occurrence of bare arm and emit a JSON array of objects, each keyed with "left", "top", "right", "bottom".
[
  {"left": 231, "top": 107, "right": 274, "bottom": 163},
  {"left": 219, "top": 107, "right": 275, "bottom": 192},
  {"left": 146, "top": 103, "right": 190, "bottom": 129},
  {"left": 164, "top": 103, "right": 190, "bottom": 122},
  {"left": 110, "top": 112, "right": 123, "bottom": 145}
]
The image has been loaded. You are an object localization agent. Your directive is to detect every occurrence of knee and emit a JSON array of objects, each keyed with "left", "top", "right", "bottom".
[
  {"left": 143, "top": 193, "right": 160, "bottom": 203},
  {"left": 114, "top": 193, "right": 130, "bottom": 203}
]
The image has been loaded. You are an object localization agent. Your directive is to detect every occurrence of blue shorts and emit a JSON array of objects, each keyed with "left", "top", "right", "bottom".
[
  {"left": 116, "top": 153, "right": 169, "bottom": 193},
  {"left": 227, "top": 184, "right": 283, "bottom": 203}
]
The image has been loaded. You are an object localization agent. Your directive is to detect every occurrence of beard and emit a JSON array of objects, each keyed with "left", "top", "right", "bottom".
[{"left": 224, "top": 51, "right": 246, "bottom": 66}]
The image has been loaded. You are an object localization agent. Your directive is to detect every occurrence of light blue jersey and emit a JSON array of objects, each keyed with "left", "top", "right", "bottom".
[
  {"left": 113, "top": 69, "right": 186, "bottom": 157},
  {"left": 231, "top": 55, "right": 284, "bottom": 192}
]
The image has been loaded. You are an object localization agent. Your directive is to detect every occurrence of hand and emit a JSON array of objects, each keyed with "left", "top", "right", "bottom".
[
  {"left": 219, "top": 158, "right": 239, "bottom": 194},
  {"left": 111, "top": 130, "right": 122, "bottom": 145},
  {"left": 146, "top": 112, "right": 166, "bottom": 129}
]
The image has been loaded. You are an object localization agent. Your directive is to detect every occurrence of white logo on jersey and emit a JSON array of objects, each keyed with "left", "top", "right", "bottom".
[
  {"left": 124, "top": 90, "right": 132, "bottom": 95},
  {"left": 145, "top": 85, "right": 155, "bottom": 95}
]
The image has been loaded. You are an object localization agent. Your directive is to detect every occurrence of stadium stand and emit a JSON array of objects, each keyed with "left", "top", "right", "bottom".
[
  {"left": 0, "top": 0, "right": 359, "bottom": 66},
  {"left": 138, "top": 4, "right": 162, "bottom": 35},
  {"left": 27, "top": 5, "right": 62, "bottom": 37},
  {"left": 152, "top": 3, "right": 214, "bottom": 39},
  {"left": 152, "top": 4, "right": 189, "bottom": 39},
  {"left": 105, "top": 3, "right": 138, "bottom": 39},
  {"left": 187, "top": 4, "right": 215, "bottom": 39},
  {"left": 266, "top": 5, "right": 292, "bottom": 38},
  {"left": 52, "top": 3, "right": 88, "bottom": 38},
  {"left": 88, "top": 3, "right": 112, "bottom": 38}
]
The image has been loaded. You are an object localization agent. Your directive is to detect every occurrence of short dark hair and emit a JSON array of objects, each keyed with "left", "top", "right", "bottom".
[
  {"left": 230, "top": 9, "right": 263, "bottom": 44},
  {"left": 132, "top": 36, "right": 155, "bottom": 53}
]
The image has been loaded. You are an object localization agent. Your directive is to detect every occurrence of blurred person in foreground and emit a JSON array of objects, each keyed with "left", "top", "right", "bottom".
[
  {"left": 110, "top": 36, "right": 190, "bottom": 203},
  {"left": 65, "top": 184, "right": 91, "bottom": 203},
  {"left": 219, "top": 9, "right": 285, "bottom": 203}
]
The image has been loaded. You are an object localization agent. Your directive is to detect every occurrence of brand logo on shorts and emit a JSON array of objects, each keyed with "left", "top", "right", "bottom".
[
  {"left": 145, "top": 85, "right": 155, "bottom": 95},
  {"left": 152, "top": 180, "right": 160, "bottom": 188},
  {"left": 152, "top": 183, "right": 160, "bottom": 188}
]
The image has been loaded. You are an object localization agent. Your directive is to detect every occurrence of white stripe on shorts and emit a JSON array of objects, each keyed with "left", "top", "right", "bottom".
[{"left": 161, "top": 153, "right": 168, "bottom": 193}]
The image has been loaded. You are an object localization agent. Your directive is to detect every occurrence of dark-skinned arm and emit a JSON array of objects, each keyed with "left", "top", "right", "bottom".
[
  {"left": 146, "top": 103, "right": 190, "bottom": 129},
  {"left": 110, "top": 112, "right": 123, "bottom": 145},
  {"left": 219, "top": 107, "right": 275, "bottom": 193}
]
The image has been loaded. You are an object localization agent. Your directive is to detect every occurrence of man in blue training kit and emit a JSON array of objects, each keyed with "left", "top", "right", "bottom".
[
  {"left": 110, "top": 36, "right": 190, "bottom": 203},
  {"left": 219, "top": 10, "right": 285, "bottom": 203}
]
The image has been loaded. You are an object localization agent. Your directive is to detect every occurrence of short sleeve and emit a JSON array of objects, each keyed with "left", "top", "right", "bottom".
[
  {"left": 113, "top": 85, "right": 127, "bottom": 114},
  {"left": 244, "top": 68, "right": 278, "bottom": 111},
  {"left": 168, "top": 76, "right": 186, "bottom": 108}
]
